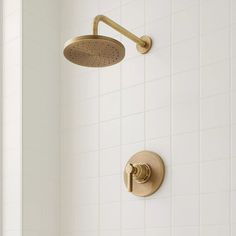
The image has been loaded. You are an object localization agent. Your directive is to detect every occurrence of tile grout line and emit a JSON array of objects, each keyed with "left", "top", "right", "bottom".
[
  {"left": 119, "top": 2, "right": 123, "bottom": 236},
  {"left": 0, "top": 0, "right": 2, "bottom": 233},
  {"left": 98, "top": 67, "right": 101, "bottom": 235},
  {"left": 98, "top": 2, "right": 101, "bottom": 235},
  {"left": 199, "top": 0, "right": 201, "bottom": 235},
  {"left": 97, "top": 0, "right": 104, "bottom": 233},
  {"left": 229, "top": 0, "right": 232, "bottom": 235},
  {"left": 170, "top": 0, "right": 173, "bottom": 235},
  {"left": 20, "top": 0, "right": 23, "bottom": 235},
  {"left": 144, "top": 1, "right": 147, "bottom": 235}
]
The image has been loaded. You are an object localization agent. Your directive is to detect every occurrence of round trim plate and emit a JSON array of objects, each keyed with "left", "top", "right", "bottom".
[{"left": 124, "top": 151, "right": 165, "bottom": 197}]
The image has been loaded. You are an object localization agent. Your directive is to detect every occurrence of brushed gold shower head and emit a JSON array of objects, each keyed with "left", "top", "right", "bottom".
[
  {"left": 63, "top": 15, "right": 152, "bottom": 67},
  {"left": 64, "top": 35, "right": 125, "bottom": 67}
]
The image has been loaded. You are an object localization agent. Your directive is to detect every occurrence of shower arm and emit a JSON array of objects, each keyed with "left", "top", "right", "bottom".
[{"left": 93, "top": 15, "right": 146, "bottom": 47}]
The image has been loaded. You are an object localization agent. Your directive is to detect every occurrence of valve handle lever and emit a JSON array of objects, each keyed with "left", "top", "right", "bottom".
[
  {"left": 126, "top": 163, "right": 135, "bottom": 192},
  {"left": 125, "top": 162, "right": 152, "bottom": 192}
]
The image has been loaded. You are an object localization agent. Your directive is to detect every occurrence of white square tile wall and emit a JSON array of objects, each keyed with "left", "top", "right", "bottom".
[{"left": 60, "top": 0, "right": 236, "bottom": 236}]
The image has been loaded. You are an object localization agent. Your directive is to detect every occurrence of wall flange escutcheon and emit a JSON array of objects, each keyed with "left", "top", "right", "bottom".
[{"left": 124, "top": 151, "right": 165, "bottom": 197}]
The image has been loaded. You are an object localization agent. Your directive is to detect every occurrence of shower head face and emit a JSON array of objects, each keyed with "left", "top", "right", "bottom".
[{"left": 63, "top": 35, "right": 125, "bottom": 67}]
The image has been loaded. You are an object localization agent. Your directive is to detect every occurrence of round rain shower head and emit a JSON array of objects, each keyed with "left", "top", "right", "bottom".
[{"left": 63, "top": 35, "right": 125, "bottom": 67}]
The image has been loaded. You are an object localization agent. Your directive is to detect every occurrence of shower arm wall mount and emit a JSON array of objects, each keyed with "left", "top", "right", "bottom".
[{"left": 93, "top": 15, "right": 152, "bottom": 54}]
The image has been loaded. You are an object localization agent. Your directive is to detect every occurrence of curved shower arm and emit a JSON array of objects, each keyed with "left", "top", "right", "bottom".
[{"left": 93, "top": 15, "right": 146, "bottom": 47}]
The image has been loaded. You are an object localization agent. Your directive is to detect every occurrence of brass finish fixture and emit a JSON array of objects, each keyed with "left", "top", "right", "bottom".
[
  {"left": 136, "top": 35, "right": 152, "bottom": 54},
  {"left": 93, "top": 15, "right": 152, "bottom": 54},
  {"left": 124, "top": 151, "right": 165, "bottom": 197},
  {"left": 63, "top": 15, "right": 152, "bottom": 67},
  {"left": 64, "top": 35, "right": 125, "bottom": 67},
  {"left": 126, "top": 163, "right": 151, "bottom": 192}
]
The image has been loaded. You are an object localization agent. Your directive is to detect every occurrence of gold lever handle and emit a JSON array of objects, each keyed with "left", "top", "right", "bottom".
[
  {"left": 125, "top": 163, "right": 151, "bottom": 192},
  {"left": 126, "top": 163, "right": 135, "bottom": 192}
]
